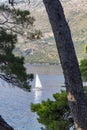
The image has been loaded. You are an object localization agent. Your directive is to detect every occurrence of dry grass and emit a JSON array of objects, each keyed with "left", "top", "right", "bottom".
[{"left": 15, "top": 0, "right": 87, "bottom": 63}]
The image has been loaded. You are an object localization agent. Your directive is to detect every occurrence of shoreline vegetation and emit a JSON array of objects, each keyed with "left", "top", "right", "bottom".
[
  {"left": 25, "top": 63, "right": 63, "bottom": 75},
  {"left": 25, "top": 62, "right": 60, "bottom": 66}
]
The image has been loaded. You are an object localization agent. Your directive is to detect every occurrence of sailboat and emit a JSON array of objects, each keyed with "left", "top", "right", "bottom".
[{"left": 34, "top": 74, "right": 42, "bottom": 90}]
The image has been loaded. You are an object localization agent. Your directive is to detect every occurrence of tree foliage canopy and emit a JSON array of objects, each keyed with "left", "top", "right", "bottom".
[
  {"left": 31, "top": 91, "right": 74, "bottom": 130},
  {"left": 0, "top": 3, "right": 37, "bottom": 89},
  {"left": 0, "top": 29, "right": 34, "bottom": 89}
]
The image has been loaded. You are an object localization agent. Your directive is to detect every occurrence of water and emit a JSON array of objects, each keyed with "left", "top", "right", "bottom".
[
  {"left": 25, "top": 63, "right": 63, "bottom": 75},
  {"left": 0, "top": 74, "right": 65, "bottom": 130}
]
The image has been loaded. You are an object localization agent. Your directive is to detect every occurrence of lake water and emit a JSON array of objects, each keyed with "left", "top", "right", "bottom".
[{"left": 0, "top": 65, "right": 65, "bottom": 130}]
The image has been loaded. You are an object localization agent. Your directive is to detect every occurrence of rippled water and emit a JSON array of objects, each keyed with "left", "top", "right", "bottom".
[{"left": 0, "top": 74, "right": 65, "bottom": 130}]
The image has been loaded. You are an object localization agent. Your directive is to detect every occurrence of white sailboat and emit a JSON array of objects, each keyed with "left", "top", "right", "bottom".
[{"left": 34, "top": 74, "right": 42, "bottom": 90}]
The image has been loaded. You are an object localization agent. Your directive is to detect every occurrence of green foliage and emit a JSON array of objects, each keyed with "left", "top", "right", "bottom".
[
  {"left": 31, "top": 88, "right": 87, "bottom": 130},
  {"left": 31, "top": 91, "right": 73, "bottom": 130},
  {"left": 0, "top": 4, "right": 35, "bottom": 27},
  {"left": 79, "top": 42, "right": 87, "bottom": 81},
  {"left": 0, "top": 4, "right": 37, "bottom": 90},
  {"left": 80, "top": 59, "right": 87, "bottom": 81},
  {"left": 0, "top": 29, "right": 33, "bottom": 90},
  {"left": 84, "top": 43, "right": 87, "bottom": 53},
  {"left": 0, "top": 30, "right": 17, "bottom": 51},
  {"left": 83, "top": 86, "right": 87, "bottom": 99},
  {"left": 13, "top": 9, "right": 35, "bottom": 27}
]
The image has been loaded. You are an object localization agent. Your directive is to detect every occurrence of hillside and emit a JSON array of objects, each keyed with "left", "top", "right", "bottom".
[{"left": 15, "top": 0, "right": 87, "bottom": 64}]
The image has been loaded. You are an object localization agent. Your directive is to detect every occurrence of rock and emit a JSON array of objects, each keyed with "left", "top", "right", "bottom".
[{"left": 0, "top": 115, "right": 14, "bottom": 130}]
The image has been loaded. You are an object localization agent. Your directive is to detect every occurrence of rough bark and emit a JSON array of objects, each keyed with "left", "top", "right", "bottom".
[
  {"left": 0, "top": 115, "right": 14, "bottom": 130},
  {"left": 43, "top": 0, "right": 87, "bottom": 129}
]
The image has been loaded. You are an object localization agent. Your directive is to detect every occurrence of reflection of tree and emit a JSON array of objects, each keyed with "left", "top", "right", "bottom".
[{"left": 31, "top": 91, "right": 74, "bottom": 130}]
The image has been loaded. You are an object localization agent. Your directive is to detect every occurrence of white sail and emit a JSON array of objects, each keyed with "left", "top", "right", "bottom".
[{"left": 35, "top": 74, "right": 42, "bottom": 89}]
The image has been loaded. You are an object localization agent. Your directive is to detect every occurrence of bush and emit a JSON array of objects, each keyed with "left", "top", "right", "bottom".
[
  {"left": 31, "top": 91, "right": 73, "bottom": 130},
  {"left": 80, "top": 59, "right": 87, "bottom": 81}
]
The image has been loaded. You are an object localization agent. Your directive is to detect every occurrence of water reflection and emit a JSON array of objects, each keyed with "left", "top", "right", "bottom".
[{"left": 34, "top": 90, "right": 42, "bottom": 103}]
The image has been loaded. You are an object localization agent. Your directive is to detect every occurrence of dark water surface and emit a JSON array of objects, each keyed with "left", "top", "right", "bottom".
[{"left": 0, "top": 65, "right": 65, "bottom": 130}]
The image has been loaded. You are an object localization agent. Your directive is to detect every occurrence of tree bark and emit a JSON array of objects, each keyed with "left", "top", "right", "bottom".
[
  {"left": 43, "top": 0, "right": 87, "bottom": 129},
  {"left": 0, "top": 115, "right": 14, "bottom": 130}
]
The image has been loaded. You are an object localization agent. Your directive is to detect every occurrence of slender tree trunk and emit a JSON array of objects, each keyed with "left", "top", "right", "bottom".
[{"left": 43, "top": 0, "right": 87, "bottom": 129}]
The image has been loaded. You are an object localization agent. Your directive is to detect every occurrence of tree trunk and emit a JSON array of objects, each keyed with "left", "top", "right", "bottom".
[
  {"left": 43, "top": 0, "right": 87, "bottom": 129},
  {"left": 0, "top": 115, "right": 14, "bottom": 130}
]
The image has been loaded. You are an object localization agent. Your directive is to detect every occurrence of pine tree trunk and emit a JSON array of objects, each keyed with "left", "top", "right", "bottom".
[{"left": 43, "top": 0, "right": 87, "bottom": 129}]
